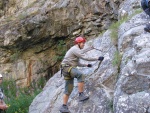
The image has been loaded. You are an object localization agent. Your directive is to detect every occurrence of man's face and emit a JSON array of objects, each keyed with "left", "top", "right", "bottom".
[{"left": 78, "top": 42, "right": 85, "bottom": 49}]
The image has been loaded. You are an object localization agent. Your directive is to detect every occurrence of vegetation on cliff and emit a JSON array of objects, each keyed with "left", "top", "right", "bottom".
[{"left": 2, "top": 77, "right": 46, "bottom": 113}]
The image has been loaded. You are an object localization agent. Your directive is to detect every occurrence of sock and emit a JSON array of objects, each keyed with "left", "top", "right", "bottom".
[{"left": 63, "top": 104, "right": 66, "bottom": 106}]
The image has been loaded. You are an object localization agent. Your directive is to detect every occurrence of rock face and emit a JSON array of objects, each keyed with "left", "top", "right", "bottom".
[
  {"left": 29, "top": 0, "right": 150, "bottom": 113},
  {"left": 114, "top": 2, "right": 150, "bottom": 113},
  {"left": 2, "top": 0, "right": 150, "bottom": 112},
  {"left": 0, "top": 0, "right": 122, "bottom": 87},
  {"left": 29, "top": 30, "right": 118, "bottom": 113},
  {"left": 114, "top": 0, "right": 150, "bottom": 113}
]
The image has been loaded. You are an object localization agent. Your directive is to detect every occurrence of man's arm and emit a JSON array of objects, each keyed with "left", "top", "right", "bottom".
[{"left": 74, "top": 50, "right": 98, "bottom": 61}]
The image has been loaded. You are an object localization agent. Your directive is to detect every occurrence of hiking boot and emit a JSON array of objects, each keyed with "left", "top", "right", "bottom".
[
  {"left": 59, "top": 105, "right": 70, "bottom": 113},
  {"left": 79, "top": 92, "right": 89, "bottom": 101}
]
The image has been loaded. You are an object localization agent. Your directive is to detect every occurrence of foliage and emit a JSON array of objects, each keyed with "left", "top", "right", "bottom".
[
  {"left": 99, "top": 30, "right": 106, "bottom": 36},
  {"left": 18, "top": 12, "right": 28, "bottom": 20},
  {"left": 55, "top": 40, "right": 67, "bottom": 62},
  {"left": 10, "top": 50, "right": 22, "bottom": 62},
  {"left": 112, "top": 51, "right": 122, "bottom": 67},
  {"left": 130, "top": 9, "right": 142, "bottom": 17},
  {"left": 110, "top": 8, "right": 142, "bottom": 69},
  {"left": 109, "top": 8, "right": 142, "bottom": 46},
  {"left": 109, "top": 16, "right": 128, "bottom": 45},
  {"left": 109, "top": 100, "right": 113, "bottom": 112},
  {"left": 2, "top": 77, "right": 46, "bottom": 113}
]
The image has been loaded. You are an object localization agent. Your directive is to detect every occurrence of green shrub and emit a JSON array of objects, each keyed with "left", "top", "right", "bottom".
[
  {"left": 109, "top": 8, "right": 142, "bottom": 46},
  {"left": 109, "top": 100, "right": 113, "bottom": 112},
  {"left": 6, "top": 94, "right": 37, "bottom": 113},
  {"left": 18, "top": 12, "right": 28, "bottom": 20},
  {"left": 10, "top": 50, "right": 22, "bottom": 62},
  {"left": 109, "top": 16, "right": 128, "bottom": 45},
  {"left": 55, "top": 40, "right": 67, "bottom": 62},
  {"left": 2, "top": 77, "right": 46, "bottom": 113},
  {"left": 112, "top": 51, "right": 122, "bottom": 67}
]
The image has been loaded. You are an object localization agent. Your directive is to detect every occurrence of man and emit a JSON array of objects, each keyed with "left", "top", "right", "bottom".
[
  {"left": 0, "top": 74, "right": 8, "bottom": 113},
  {"left": 141, "top": 0, "right": 150, "bottom": 32},
  {"left": 59, "top": 37, "right": 104, "bottom": 113}
]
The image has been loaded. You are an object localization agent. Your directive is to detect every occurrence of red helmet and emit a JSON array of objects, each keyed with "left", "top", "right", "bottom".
[{"left": 75, "top": 37, "right": 86, "bottom": 44}]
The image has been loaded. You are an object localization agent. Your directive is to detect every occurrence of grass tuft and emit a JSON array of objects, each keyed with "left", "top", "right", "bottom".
[{"left": 2, "top": 76, "right": 46, "bottom": 113}]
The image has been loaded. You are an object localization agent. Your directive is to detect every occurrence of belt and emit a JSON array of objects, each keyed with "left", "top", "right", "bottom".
[
  {"left": 61, "top": 63, "right": 70, "bottom": 67},
  {"left": 60, "top": 63, "right": 70, "bottom": 77}
]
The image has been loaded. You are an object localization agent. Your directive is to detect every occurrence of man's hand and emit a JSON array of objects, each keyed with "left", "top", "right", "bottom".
[
  {"left": 87, "top": 64, "right": 92, "bottom": 67},
  {"left": 1, "top": 104, "right": 8, "bottom": 110},
  {"left": 98, "top": 56, "right": 104, "bottom": 61}
]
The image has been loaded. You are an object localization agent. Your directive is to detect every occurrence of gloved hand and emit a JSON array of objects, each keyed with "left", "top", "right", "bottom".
[
  {"left": 87, "top": 64, "right": 92, "bottom": 67},
  {"left": 98, "top": 56, "right": 104, "bottom": 61}
]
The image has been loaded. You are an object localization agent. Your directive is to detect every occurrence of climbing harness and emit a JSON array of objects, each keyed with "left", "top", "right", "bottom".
[{"left": 60, "top": 64, "right": 74, "bottom": 80}]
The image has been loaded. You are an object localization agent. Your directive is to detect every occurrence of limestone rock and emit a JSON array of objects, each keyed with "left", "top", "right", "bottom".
[{"left": 0, "top": 0, "right": 122, "bottom": 87}]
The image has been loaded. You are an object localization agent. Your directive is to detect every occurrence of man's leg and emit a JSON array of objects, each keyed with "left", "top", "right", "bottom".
[
  {"left": 70, "top": 68, "right": 89, "bottom": 101},
  {"left": 60, "top": 79, "right": 73, "bottom": 112},
  {"left": 78, "top": 82, "right": 84, "bottom": 92},
  {"left": 63, "top": 94, "right": 69, "bottom": 105},
  {"left": 78, "top": 82, "right": 89, "bottom": 101}
]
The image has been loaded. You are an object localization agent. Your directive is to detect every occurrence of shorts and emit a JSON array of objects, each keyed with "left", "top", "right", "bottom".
[{"left": 62, "top": 67, "right": 85, "bottom": 95}]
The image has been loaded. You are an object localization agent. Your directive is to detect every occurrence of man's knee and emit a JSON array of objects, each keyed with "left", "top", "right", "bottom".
[
  {"left": 64, "top": 80, "right": 74, "bottom": 95},
  {"left": 70, "top": 68, "right": 85, "bottom": 82},
  {"left": 64, "top": 88, "right": 73, "bottom": 95},
  {"left": 76, "top": 74, "right": 85, "bottom": 82}
]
